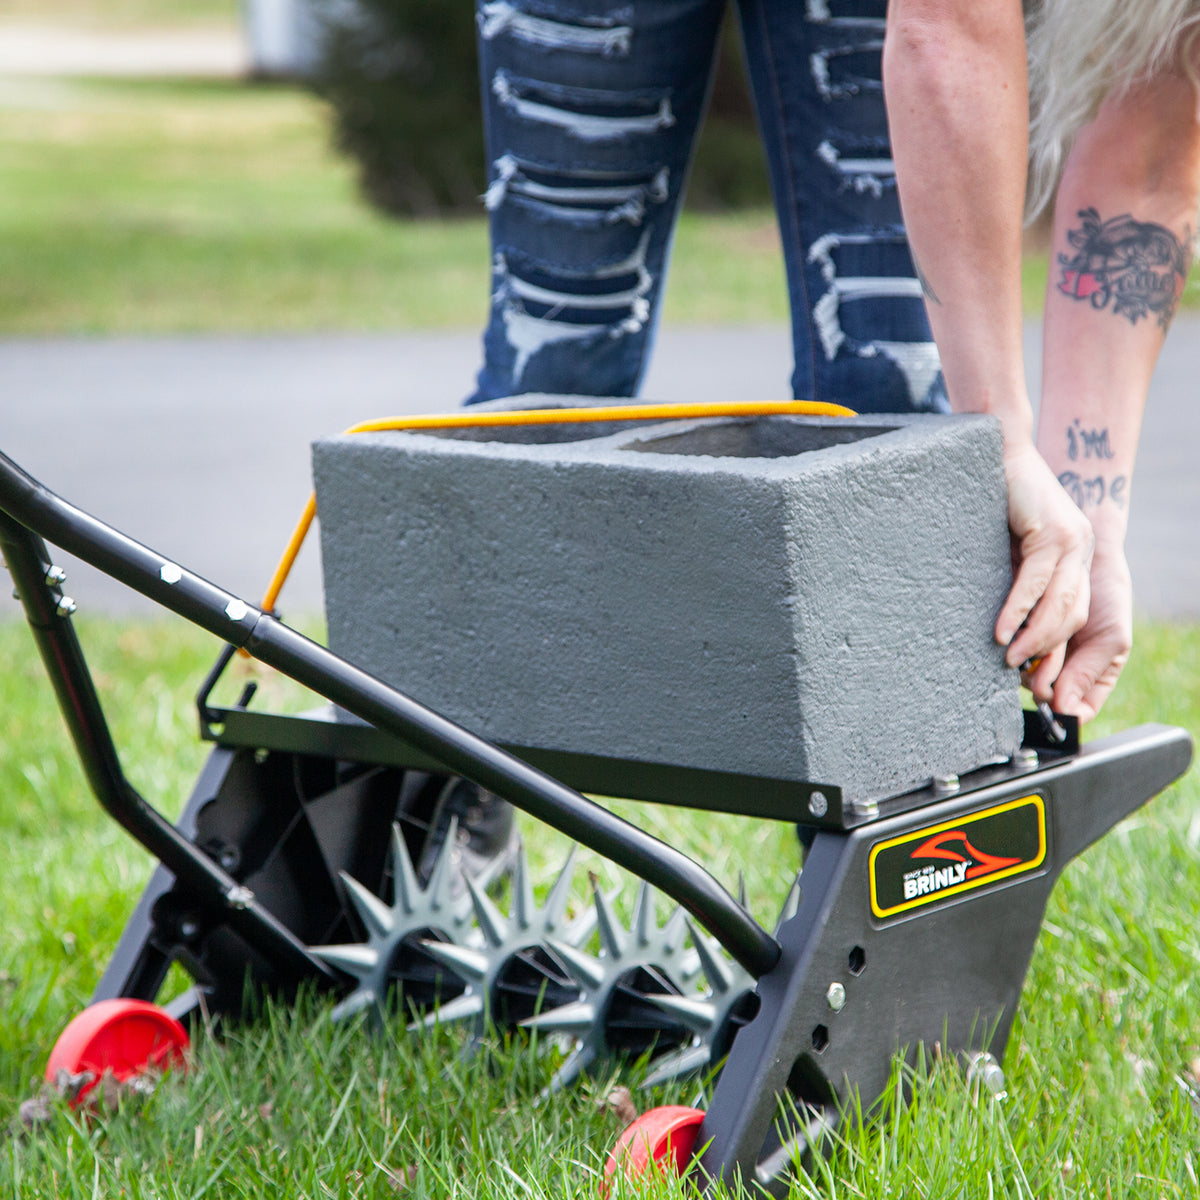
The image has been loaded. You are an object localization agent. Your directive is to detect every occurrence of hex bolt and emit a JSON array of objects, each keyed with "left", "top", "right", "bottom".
[
  {"left": 55, "top": 596, "right": 77, "bottom": 618},
  {"left": 965, "top": 1051, "right": 1007, "bottom": 1098},
  {"left": 808, "top": 790, "right": 828, "bottom": 819},
  {"left": 44, "top": 565, "right": 67, "bottom": 587},
  {"left": 160, "top": 563, "right": 183, "bottom": 585},
  {"left": 848, "top": 797, "right": 879, "bottom": 820},
  {"left": 226, "top": 885, "right": 254, "bottom": 911},
  {"left": 826, "top": 981, "right": 846, "bottom": 1012}
]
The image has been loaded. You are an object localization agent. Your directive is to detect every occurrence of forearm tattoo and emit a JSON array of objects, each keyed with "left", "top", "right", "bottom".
[
  {"left": 1058, "top": 207, "right": 1190, "bottom": 329},
  {"left": 1057, "top": 422, "right": 1127, "bottom": 510}
]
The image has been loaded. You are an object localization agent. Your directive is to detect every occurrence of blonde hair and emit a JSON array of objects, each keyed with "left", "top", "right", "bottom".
[{"left": 1025, "top": 0, "right": 1200, "bottom": 221}]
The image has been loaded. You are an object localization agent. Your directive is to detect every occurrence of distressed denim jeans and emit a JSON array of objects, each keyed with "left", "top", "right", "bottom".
[{"left": 469, "top": 0, "right": 947, "bottom": 413}]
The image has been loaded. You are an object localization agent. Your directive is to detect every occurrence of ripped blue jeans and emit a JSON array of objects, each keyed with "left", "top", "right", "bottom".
[{"left": 468, "top": 0, "right": 947, "bottom": 414}]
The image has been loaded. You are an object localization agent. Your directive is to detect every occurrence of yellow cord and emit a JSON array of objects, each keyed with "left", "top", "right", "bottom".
[{"left": 260, "top": 399, "right": 857, "bottom": 614}]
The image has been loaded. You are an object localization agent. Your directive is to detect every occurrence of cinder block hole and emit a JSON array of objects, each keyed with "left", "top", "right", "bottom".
[
  {"left": 624, "top": 418, "right": 897, "bottom": 460},
  {"left": 848, "top": 946, "right": 865, "bottom": 975},
  {"left": 426, "top": 417, "right": 644, "bottom": 445},
  {"left": 811, "top": 1024, "right": 829, "bottom": 1054}
]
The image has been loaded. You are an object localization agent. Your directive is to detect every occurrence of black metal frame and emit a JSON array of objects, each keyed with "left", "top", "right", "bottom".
[
  {"left": 0, "top": 447, "right": 1192, "bottom": 1193},
  {"left": 0, "top": 450, "right": 776, "bottom": 977},
  {"left": 694, "top": 721, "right": 1190, "bottom": 1193}
]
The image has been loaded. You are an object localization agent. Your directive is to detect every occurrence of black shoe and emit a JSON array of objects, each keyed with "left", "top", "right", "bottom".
[{"left": 417, "top": 776, "right": 520, "bottom": 890}]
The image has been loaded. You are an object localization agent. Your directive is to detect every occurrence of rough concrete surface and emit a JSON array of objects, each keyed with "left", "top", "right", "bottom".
[{"left": 315, "top": 402, "right": 1022, "bottom": 803}]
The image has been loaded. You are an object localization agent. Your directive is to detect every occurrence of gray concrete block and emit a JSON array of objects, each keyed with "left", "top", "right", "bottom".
[{"left": 313, "top": 398, "right": 1022, "bottom": 806}]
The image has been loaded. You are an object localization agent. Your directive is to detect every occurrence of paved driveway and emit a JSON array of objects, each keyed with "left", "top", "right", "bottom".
[{"left": 2, "top": 324, "right": 1196, "bottom": 619}]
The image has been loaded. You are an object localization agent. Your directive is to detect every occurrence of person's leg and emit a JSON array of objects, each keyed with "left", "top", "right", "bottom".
[
  {"left": 736, "top": 0, "right": 945, "bottom": 857},
  {"left": 459, "top": 0, "right": 727, "bottom": 876},
  {"left": 470, "top": 0, "right": 726, "bottom": 404},
  {"left": 735, "top": 0, "right": 947, "bottom": 413}
]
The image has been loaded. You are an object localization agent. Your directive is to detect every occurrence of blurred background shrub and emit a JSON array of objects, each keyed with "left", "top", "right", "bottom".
[{"left": 311, "top": 0, "right": 772, "bottom": 218}]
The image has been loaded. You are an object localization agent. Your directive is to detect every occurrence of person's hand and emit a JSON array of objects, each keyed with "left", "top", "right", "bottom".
[
  {"left": 995, "top": 441, "right": 1095, "bottom": 692},
  {"left": 1045, "top": 545, "right": 1133, "bottom": 722}
]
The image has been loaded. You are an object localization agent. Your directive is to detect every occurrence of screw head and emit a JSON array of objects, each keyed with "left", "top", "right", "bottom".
[
  {"left": 826, "top": 981, "right": 846, "bottom": 1012},
  {"left": 808, "top": 790, "right": 828, "bottom": 818},
  {"left": 932, "top": 774, "right": 960, "bottom": 795},
  {"left": 160, "top": 563, "right": 183, "bottom": 585},
  {"left": 1012, "top": 748, "right": 1039, "bottom": 769},
  {"left": 226, "top": 885, "right": 254, "bottom": 911},
  {"left": 225, "top": 599, "right": 249, "bottom": 622},
  {"left": 847, "top": 797, "right": 880, "bottom": 820}
]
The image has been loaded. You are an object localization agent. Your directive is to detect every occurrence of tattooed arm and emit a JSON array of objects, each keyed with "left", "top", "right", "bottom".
[
  {"left": 884, "top": 0, "right": 1094, "bottom": 675},
  {"left": 1031, "top": 66, "right": 1200, "bottom": 719},
  {"left": 884, "top": 0, "right": 1030, "bottom": 432}
]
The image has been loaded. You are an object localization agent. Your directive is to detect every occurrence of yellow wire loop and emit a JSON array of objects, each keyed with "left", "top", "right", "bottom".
[{"left": 260, "top": 399, "right": 857, "bottom": 615}]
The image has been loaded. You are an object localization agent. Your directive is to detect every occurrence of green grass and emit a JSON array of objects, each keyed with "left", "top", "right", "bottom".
[
  {"left": 0, "top": 614, "right": 1198, "bottom": 1196},
  {"left": 0, "top": 77, "right": 789, "bottom": 335},
  {"left": 6, "top": 66, "right": 1200, "bottom": 339},
  {"left": 6, "top": 75, "right": 1200, "bottom": 337}
]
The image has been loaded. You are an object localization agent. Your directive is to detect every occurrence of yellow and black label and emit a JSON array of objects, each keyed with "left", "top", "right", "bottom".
[{"left": 869, "top": 795, "right": 1046, "bottom": 921}]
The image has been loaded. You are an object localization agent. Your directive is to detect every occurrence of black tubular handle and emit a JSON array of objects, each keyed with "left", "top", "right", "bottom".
[
  {"left": 0, "top": 450, "right": 782, "bottom": 979},
  {"left": 0, "top": 511, "right": 336, "bottom": 987}
]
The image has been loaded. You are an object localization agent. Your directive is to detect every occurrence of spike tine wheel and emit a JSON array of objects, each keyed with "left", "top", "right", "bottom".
[
  {"left": 311, "top": 819, "right": 483, "bottom": 1026},
  {"left": 416, "top": 844, "right": 592, "bottom": 1043},
  {"left": 638, "top": 874, "right": 802, "bottom": 1089},
  {"left": 522, "top": 877, "right": 706, "bottom": 1093}
]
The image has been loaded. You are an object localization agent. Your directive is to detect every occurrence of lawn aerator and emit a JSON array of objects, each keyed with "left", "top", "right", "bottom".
[{"left": 0, "top": 400, "right": 1191, "bottom": 1195}]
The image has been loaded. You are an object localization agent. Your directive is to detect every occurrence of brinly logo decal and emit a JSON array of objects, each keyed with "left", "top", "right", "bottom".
[{"left": 869, "top": 796, "right": 1046, "bottom": 920}]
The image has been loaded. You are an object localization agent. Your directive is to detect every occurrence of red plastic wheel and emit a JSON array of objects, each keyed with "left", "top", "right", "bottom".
[
  {"left": 45, "top": 999, "right": 189, "bottom": 1105},
  {"left": 602, "top": 1105, "right": 705, "bottom": 1193}
]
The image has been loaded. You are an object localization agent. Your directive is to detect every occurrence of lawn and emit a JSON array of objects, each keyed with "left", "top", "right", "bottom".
[
  {"left": 6, "top": 75, "right": 1187, "bottom": 337},
  {"left": 0, "top": 76, "right": 790, "bottom": 335},
  {"left": 0, "top": 613, "right": 1196, "bottom": 1196}
]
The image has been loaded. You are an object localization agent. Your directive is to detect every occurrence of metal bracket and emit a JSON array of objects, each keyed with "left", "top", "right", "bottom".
[{"left": 695, "top": 722, "right": 1192, "bottom": 1195}]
